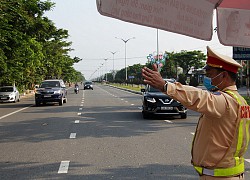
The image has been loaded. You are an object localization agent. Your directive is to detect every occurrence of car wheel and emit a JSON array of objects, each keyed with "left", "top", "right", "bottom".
[
  {"left": 17, "top": 96, "right": 20, "bottom": 102},
  {"left": 63, "top": 97, "right": 67, "bottom": 103},
  {"left": 13, "top": 96, "right": 17, "bottom": 103},
  {"left": 180, "top": 113, "right": 187, "bottom": 119},
  {"left": 35, "top": 100, "right": 40, "bottom": 106},
  {"left": 142, "top": 111, "right": 150, "bottom": 119},
  {"left": 59, "top": 98, "right": 63, "bottom": 106}
]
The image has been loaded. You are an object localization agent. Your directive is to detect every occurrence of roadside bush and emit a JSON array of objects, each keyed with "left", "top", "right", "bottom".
[{"left": 243, "top": 96, "right": 250, "bottom": 105}]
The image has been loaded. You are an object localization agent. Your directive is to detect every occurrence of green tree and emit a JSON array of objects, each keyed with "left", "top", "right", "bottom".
[
  {"left": 0, "top": 0, "right": 83, "bottom": 90},
  {"left": 172, "top": 50, "right": 206, "bottom": 75}
]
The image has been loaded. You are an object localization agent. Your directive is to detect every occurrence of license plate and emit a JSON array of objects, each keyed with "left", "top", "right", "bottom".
[
  {"left": 44, "top": 95, "right": 51, "bottom": 98},
  {"left": 0, "top": 97, "right": 7, "bottom": 100},
  {"left": 161, "top": 107, "right": 173, "bottom": 110}
]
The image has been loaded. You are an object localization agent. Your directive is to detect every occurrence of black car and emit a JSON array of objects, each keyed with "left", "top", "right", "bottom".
[
  {"left": 141, "top": 79, "right": 187, "bottom": 119},
  {"left": 84, "top": 81, "right": 93, "bottom": 90},
  {"left": 35, "top": 79, "right": 67, "bottom": 106}
]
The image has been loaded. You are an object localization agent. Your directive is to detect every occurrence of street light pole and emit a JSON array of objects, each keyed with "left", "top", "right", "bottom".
[
  {"left": 110, "top": 51, "right": 117, "bottom": 80},
  {"left": 104, "top": 58, "right": 108, "bottom": 82},
  {"left": 115, "top": 37, "right": 135, "bottom": 81},
  {"left": 157, "top": 29, "right": 160, "bottom": 72}
]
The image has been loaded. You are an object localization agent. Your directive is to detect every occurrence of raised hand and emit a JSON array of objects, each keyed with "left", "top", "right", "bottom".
[{"left": 142, "top": 64, "right": 166, "bottom": 91}]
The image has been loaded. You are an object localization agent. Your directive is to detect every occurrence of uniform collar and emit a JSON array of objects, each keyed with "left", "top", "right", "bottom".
[{"left": 222, "top": 85, "right": 237, "bottom": 92}]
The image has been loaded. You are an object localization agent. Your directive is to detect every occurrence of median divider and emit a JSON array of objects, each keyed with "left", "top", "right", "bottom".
[{"left": 105, "top": 84, "right": 143, "bottom": 95}]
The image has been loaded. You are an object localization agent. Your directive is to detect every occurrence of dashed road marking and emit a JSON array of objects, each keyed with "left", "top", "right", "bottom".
[
  {"left": 79, "top": 108, "right": 82, "bottom": 110},
  {"left": 75, "top": 120, "right": 80, "bottom": 123},
  {"left": 80, "top": 104, "right": 84, "bottom": 106},
  {"left": 58, "top": 161, "right": 70, "bottom": 174},
  {"left": 77, "top": 113, "right": 81, "bottom": 116},
  {"left": 131, "top": 104, "right": 134, "bottom": 106},
  {"left": 191, "top": 132, "right": 195, "bottom": 135},
  {"left": 70, "top": 133, "right": 76, "bottom": 139},
  {"left": 245, "top": 159, "right": 250, "bottom": 163},
  {"left": 164, "top": 120, "right": 173, "bottom": 123}
]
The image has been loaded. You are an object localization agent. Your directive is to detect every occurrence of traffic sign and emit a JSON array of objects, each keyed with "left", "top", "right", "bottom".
[{"left": 233, "top": 47, "right": 250, "bottom": 60}]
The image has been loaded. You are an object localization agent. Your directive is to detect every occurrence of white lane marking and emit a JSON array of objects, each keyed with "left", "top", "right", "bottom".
[
  {"left": 70, "top": 133, "right": 76, "bottom": 139},
  {"left": 58, "top": 161, "right": 70, "bottom": 174},
  {"left": 245, "top": 159, "right": 250, "bottom": 163},
  {"left": 121, "top": 99, "right": 124, "bottom": 101},
  {"left": 80, "top": 104, "right": 83, "bottom": 106},
  {"left": 77, "top": 113, "right": 81, "bottom": 116},
  {"left": 0, "top": 105, "right": 32, "bottom": 120},
  {"left": 191, "top": 132, "right": 195, "bottom": 135},
  {"left": 131, "top": 104, "right": 134, "bottom": 106},
  {"left": 125, "top": 101, "right": 128, "bottom": 103},
  {"left": 75, "top": 120, "right": 80, "bottom": 123},
  {"left": 79, "top": 108, "right": 82, "bottom": 110},
  {"left": 164, "top": 120, "right": 173, "bottom": 123}
]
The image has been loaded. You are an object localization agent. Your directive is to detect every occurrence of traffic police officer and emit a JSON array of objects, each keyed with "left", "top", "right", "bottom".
[{"left": 142, "top": 46, "right": 249, "bottom": 179}]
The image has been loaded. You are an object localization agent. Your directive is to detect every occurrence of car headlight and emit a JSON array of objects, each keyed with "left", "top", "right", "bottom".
[
  {"left": 54, "top": 90, "right": 61, "bottom": 94},
  {"left": 145, "top": 97, "right": 156, "bottom": 103},
  {"left": 35, "top": 90, "right": 41, "bottom": 95},
  {"left": 9, "top": 92, "right": 15, "bottom": 97}
]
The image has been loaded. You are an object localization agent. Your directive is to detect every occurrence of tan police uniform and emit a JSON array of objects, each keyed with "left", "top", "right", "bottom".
[{"left": 163, "top": 47, "right": 248, "bottom": 179}]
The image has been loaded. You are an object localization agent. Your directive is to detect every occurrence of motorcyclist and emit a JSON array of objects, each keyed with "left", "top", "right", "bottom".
[{"left": 74, "top": 83, "right": 79, "bottom": 94}]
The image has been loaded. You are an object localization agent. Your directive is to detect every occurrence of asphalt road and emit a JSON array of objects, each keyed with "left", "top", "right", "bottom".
[{"left": 0, "top": 84, "right": 250, "bottom": 180}]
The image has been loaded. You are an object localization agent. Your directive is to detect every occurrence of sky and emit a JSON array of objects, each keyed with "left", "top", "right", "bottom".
[{"left": 45, "top": 0, "right": 233, "bottom": 80}]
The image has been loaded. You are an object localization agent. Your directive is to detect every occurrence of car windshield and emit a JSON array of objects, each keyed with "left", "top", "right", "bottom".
[
  {"left": 85, "top": 82, "right": 92, "bottom": 85},
  {"left": 147, "top": 79, "right": 175, "bottom": 92},
  {"left": 0, "top": 87, "right": 14, "bottom": 92},
  {"left": 40, "top": 81, "right": 60, "bottom": 88},
  {"left": 147, "top": 86, "right": 160, "bottom": 92}
]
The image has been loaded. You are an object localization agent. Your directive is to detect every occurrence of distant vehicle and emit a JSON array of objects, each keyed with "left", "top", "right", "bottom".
[
  {"left": 35, "top": 79, "right": 67, "bottom": 106},
  {"left": 84, "top": 81, "right": 93, "bottom": 90},
  {"left": 0, "top": 86, "right": 20, "bottom": 103},
  {"left": 74, "top": 86, "right": 79, "bottom": 94},
  {"left": 141, "top": 79, "right": 187, "bottom": 119}
]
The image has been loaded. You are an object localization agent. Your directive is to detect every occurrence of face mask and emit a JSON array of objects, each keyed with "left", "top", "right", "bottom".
[
  {"left": 203, "top": 72, "right": 224, "bottom": 91},
  {"left": 203, "top": 76, "right": 218, "bottom": 91}
]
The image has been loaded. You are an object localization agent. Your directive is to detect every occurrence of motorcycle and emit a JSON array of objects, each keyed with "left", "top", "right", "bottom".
[{"left": 74, "top": 86, "right": 79, "bottom": 94}]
